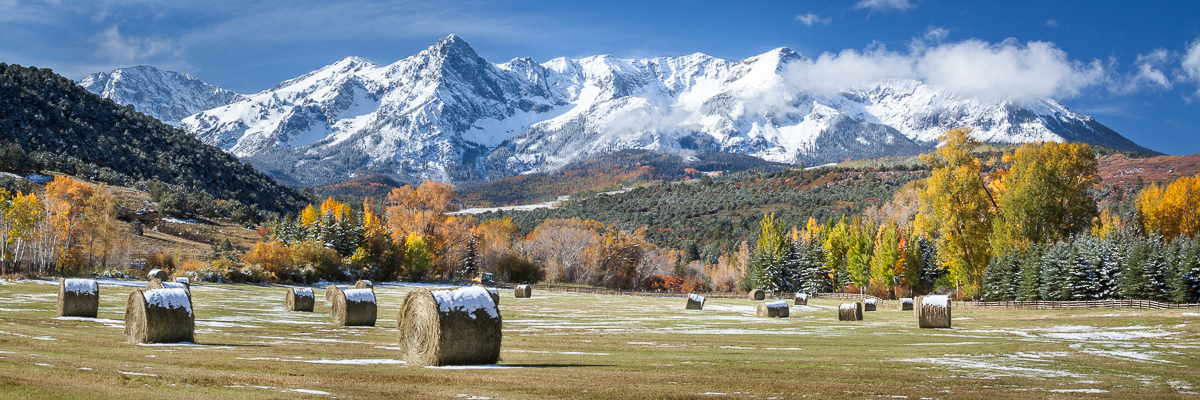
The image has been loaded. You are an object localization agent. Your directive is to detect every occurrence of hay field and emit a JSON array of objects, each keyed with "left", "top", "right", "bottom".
[{"left": 0, "top": 279, "right": 1198, "bottom": 399}]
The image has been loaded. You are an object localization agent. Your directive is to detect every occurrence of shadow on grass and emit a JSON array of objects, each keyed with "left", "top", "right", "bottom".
[{"left": 500, "top": 363, "right": 612, "bottom": 368}]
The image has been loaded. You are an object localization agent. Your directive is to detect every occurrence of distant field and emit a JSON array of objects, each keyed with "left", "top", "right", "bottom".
[{"left": 0, "top": 280, "right": 1197, "bottom": 399}]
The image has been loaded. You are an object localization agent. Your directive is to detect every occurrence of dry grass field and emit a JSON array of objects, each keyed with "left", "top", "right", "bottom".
[{"left": 1, "top": 279, "right": 1198, "bottom": 399}]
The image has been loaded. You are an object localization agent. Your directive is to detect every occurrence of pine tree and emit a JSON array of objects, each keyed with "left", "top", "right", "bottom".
[
  {"left": 983, "top": 249, "right": 1020, "bottom": 301},
  {"left": 1040, "top": 242, "right": 1074, "bottom": 300},
  {"left": 1017, "top": 244, "right": 1043, "bottom": 301},
  {"left": 459, "top": 237, "right": 479, "bottom": 278}
]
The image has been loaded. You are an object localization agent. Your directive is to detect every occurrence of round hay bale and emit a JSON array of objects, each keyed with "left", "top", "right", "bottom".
[
  {"left": 918, "top": 295, "right": 952, "bottom": 329},
  {"left": 748, "top": 289, "right": 765, "bottom": 301},
  {"left": 286, "top": 287, "right": 315, "bottom": 312},
  {"left": 125, "top": 288, "right": 194, "bottom": 344},
  {"left": 474, "top": 285, "right": 500, "bottom": 306},
  {"left": 864, "top": 299, "right": 877, "bottom": 312},
  {"left": 757, "top": 301, "right": 789, "bottom": 318},
  {"left": 57, "top": 278, "right": 99, "bottom": 318},
  {"left": 332, "top": 288, "right": 377, "bottom": 327},
  {"left": 398, "top": 286, "right": 502, "bottom": 367},
  {"left": 514, "top": 285, "right": 532, "bottom": 298},
  {"left": 794, "top": 293, "right": 808, "bottom": 306},
  {"left": 355, "top": 280, "right": 373, "bottom": 289},
  {"left": 685, "top": 293, "right": 705, "bottom": 310},
  {"left": 900, "top": 297, "right": 914, "bottom": 311},
  {"left": 838, "top": 302, "right": 863, "bottom": 321},
  {"left": 174, "top": 277, "right": 190, "bottom": 288},
  {"left": 325, "top": 285, "right": 346, "bottom": 302},
  {"left": 146, "top": 280, "right": 192, "bottom": 304},
  {"left": 147, "top": 269, "right": 168, "bottom": 281}
]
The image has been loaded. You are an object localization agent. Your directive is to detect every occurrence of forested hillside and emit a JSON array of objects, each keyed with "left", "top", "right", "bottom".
[
  {"left": 478, "top": 166, "right": 929, "bottom": 260},
  {"left": 458, "top": 150, "right": 794, "bottom": 207},
  {"left": 0, "top": 63, "right": 305, "bottom": 218}
]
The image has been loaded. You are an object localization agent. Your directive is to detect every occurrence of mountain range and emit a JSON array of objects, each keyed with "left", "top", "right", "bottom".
[{"left": 80, "top": 34, "right": 1154, "bottom": 188}]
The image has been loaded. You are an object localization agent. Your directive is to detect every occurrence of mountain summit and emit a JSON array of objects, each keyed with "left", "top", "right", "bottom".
[
  {"left": 87, "top": 35, "right": 1152, "bottom": 187},
  {"left": 78, "top": 65, "right": 243, "bottom": 126}
]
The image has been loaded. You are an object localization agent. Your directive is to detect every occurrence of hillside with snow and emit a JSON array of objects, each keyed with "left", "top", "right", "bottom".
[
  {"left": 86, "top": 35, "right": 1152, "bottom": 187},
  {"left": 78, "top": 65, "right": 243, "bottom": 126}
]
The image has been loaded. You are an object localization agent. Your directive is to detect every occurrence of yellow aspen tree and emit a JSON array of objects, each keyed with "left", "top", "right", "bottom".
[{"left": 918, "top": 127, "right": 995, "bottom": 299}]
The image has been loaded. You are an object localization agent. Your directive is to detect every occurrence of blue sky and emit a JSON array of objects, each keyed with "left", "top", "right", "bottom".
[{"left": 2, "top": 0, "right": 1199, "bottom": 154}]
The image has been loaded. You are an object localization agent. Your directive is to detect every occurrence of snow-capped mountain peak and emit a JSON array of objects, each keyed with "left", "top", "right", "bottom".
[
  {"left": 94, "top": 34, "right": 1149, "bottom": 187},
  {"left": 78, "top": 65, "right": 243, "bottom": 126}
]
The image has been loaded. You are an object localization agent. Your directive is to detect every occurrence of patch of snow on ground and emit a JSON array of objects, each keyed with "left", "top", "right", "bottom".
[
  {"left": 896, "top": 355, "right": 1084, "bottom": 379},
  {"left": 1049, "top": 389, "right": 1107, "bottom": 393},
  {"left": 282, "top": 388, "right": 331, "bottom": 395},
  {"left": 118, "top": 371, "right": 158, "bottom": 376}
]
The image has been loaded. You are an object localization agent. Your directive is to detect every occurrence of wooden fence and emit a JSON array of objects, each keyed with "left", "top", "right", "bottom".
[
  {"left": 960, "top": 299, "right": 1200, "bottom": 310},
  {"left": 488, "top": 284, "right": 1200, "bottom": 310}
]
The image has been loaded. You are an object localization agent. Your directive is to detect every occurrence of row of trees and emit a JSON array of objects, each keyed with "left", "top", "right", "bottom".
[{"left": 0, "top": 176, "right": 123, "bottom": 275}]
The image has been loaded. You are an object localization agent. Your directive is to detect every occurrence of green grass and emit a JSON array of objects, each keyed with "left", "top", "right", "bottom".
[{"left": 1, "top": 280, "right": 1197, "bottom": 399}]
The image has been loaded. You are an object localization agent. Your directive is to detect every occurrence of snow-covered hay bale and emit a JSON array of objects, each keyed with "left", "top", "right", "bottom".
[
  {"left": 918, "top": 295, "right": 952, "bottom": 329},
  {"left": 900, "top": 297, "right": 914, "bottom": 311},
  {"left": 838, "top": 302, "right": 862, "bottom": 321},
  {"left": 331, "top": 288, "right": 377, "bottom": 327},
  {"left": 757, "top": 301, "right": 789, "bottom": 318},
  {"left": 56, "top": 278, "right": 99, "bottom": 318},
  {"left": 794, "top": 293, "right": 808, "bottom": 306},
  {"left": 398, "top": 286, "right": 502, "bottom": 367},
  {"left": 147, "top": 269, "right": 168, "bottom": 281},
  {"left": 325, "top": 285, "right": 346, "bottom": 302},
  {"left": 864, "top": 299, "right": 877, "bottom": 312},
  {"left": 286, "top": 287, "right": 315, "bottom": 312},
  {"left": 685, "top": 293, "right": 705, "bottom": 310},
  {"left": 748, "top": 289, "right": 765, "bottom": 301},
  {"left": 174, "top": 277, "right": 190, "bottom": 288},
  {"left": 514, "top": 285, "right": 531, "bottom": 298},
  {"left": 355, "top": 280, "right": 373, "bottom": 289},
  {"left": 125, "top": 288, "right": 194, "bottom": 344},
  {"left": 146, "top": 280, "right": 192, "bottom": 304},
  {"left": 475, "top": 285, "right": 500, "bottom": 305}
]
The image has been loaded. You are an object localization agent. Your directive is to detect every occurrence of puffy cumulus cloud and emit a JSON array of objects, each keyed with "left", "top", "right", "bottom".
[
  {"left": 787, "top": 46, "right": 916, "bottom": 93},
  {"left": 89, "top": 26, "right": 178, "bottom": 65},
  {"left": 1185, "top": 38, "right": 1200, "bottom": 92},
  {"left": 917, "top": 39, "right": 1104, "bottom": 102},
  {"left": 854, "top": 0, "right": 915, "bottom": 12},
  {"left": 784, "top": 38, "right": 1107, "bottom": 103},
  {"left": 795, "top": 13, "right": 831, "bottom": 26}
]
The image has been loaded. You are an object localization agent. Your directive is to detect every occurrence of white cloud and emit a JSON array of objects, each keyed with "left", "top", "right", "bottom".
[
  {"left": 1184, "top": 38, "right": 1200, "bottom": 93},
  {"left": 924, "top": 27, "right": 949, "bottom": 42},
  {"left": 1045, "top": 19, "right": 1059, "bottom": 28},
  {"left": 89, "top": 26, "right": 177, "bottom": 65},
  {"left": 795, "top": 13, "right": 831, "bottom": 26},
  {"left": 1128, "top": 49, "right": 1172, "bottom": 91},
  {"left": 854, "top": 0, "right": 916, "bottom": 12},
  {"left": 785, "top": 38, "right": 1107, "bottom": 103}
]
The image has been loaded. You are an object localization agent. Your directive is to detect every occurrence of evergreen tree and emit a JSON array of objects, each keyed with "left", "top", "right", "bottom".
[
  {"left": 1017, "top": 244, "right": 1043, "bottom": 301},
  {"left": 459, "top": 237, "right": 479, "bottom": 278},
  {"left": 1040, "top": 241, "right": 1073, "bottom": 300},
  {"left": 983, "top": 249, "right": 1020, "bottom": 301}
]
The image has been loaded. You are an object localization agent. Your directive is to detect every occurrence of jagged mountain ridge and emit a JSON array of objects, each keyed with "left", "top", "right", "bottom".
[
  {"left": 78, "top": 65, "right": 243, "bottom": 126},
  {"left": 101, "top": 35, "right": 1150, "bottom": 187}
]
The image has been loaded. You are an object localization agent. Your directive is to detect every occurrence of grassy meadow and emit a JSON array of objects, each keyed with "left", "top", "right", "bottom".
[{"left": 0, "top": 279, "right": 1197, "bottom": 399}]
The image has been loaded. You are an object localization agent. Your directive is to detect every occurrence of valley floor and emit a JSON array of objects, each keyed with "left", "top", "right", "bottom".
[{"left": 0, "top": 279, "right": 1197, "bottom": 399}]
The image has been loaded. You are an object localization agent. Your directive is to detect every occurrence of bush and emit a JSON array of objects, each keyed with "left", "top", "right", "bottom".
[
  {"left": 143, "top": 251, "right": 176, "bottom": 274},
  {"left": 291, "top": 240, "right": 342, "bottom": 281},
  {"left": 495, "top": 252, "right": 544, "bottom": 284}
]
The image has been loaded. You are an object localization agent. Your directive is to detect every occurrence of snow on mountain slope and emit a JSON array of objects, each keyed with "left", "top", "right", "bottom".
[
  {"left": 165, "top": 35, "right": 1149, "bottom": 187},
  {"left": 78, "top": 66, "right": 242, "bottom": 126}
]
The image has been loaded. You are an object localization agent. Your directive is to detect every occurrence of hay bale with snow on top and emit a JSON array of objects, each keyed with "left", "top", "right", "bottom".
[
  {"left": 174, "top": 277, "right": 190, "bottom": 288},
  {"left": 794, "top": 293, "right": 808, "bottom": 306},
  {"left": 864, "top": 299, "right": 877, "bottom": 311},
  {"left": 57, "top": 278, "right": 99, "bottom": 318},
  {"left": 757, "top": 301, "right": 789, "bottom": 318},
  {"left": 900, "top": 297, "right": 914, "bottom": 311},
  {"left": 325, "top": 285, "right": 346, "bottom": 302},
  {"left": 514, "top": 284, "right": 531, "bottom": 298},
  {"left": 748, "top": 289, "right": 765, "bottom": 301},
  {"left": 125, "top": 288, "right": 194, "bottom": 344},
  {"left": 146, "top": 280, "right": 191, "bottom": 304},
  {"left": 286, "top": 287, "right": 315, "bottom": 312},
  {"left": 332, "top": 288, "right": 377, "bottom": 327},
  {"left": 147, "top": 269, "right": 168, "bottom": 281},
  {"left": 474, "top": 285, "right": 499, "bottom": 305},
  {"left": 838, "top": 302, "right": 862, "bottom": 321},
  {"left": 918, "top": 295, "right": 952, "bottom": 329},
  {"left": 398, "top": 286, "right": 502, "bottom": 367},
  {"left": 685, "top": 293, "right": 705, "bottom": 310},
  {"left": 355, "top": 280, "right": 373, "bottom": 289}
]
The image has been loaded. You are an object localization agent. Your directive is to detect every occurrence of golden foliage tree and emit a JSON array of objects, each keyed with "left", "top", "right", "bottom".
[
  {"left": 917, "top": 127, "right": 995, "bottom": 299},
  {"left": 385, "top": 181, "right": 471, "bottom": 277},
  {"left": 1137, "top": 174, "right": 1200, "bottom": 240},
  {"left": 243, "top": 240, "right": 294, "bottom": 281},
  {"left": 990, "top": 141, "right": 1098, "bottom": 255}
]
